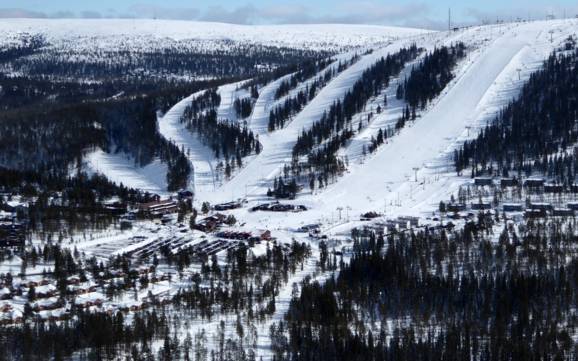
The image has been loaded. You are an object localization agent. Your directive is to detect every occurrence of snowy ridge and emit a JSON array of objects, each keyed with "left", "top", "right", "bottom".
[{"left": 0, "top": 19, "right": 430, "bottom": 52}]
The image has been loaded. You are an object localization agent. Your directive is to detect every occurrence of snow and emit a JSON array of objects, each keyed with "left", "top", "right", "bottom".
[
  {"left": 84, "top": 149, "right": 170, "bottom": 196},
  {"left": 5, "top": 19, "right": 578, "bottom": 359},
  {"left": 204, "top": 40, "right": 423, "bottom": 206},
  {"left": 157, "top": 80, "right": 250, "bottom": 194},
  {"left": 0, "top": 19, "right": 430, "bottom": 52},
  {"left": 247, "top": 72, "right": 296, "bottom": 136},
  {"left": 217, "top": 81, "right": 250, "bottom": 123},
  {"left": 74, "top": 19, "right": 578, "bottom": 250}
]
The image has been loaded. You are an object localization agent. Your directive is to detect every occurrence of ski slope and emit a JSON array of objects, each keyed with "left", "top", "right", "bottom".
[
  {"left": 84, "top": 149, "right": 170, "bottom": 196},
  {"left": 189, "top": 19, "right": 577, "bottom": 232},
  {"left": 314, "top": 20, "right": 577, "bottom": 220},
  {"left": 203, "top": 38, "right": 427, "bottom": 205},
  {"left": 82, "top": 19, "right": 577, "bottom": 231}
]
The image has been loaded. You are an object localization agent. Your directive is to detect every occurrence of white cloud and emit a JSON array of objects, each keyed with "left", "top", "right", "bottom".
[
  {"left": 0, "top": 8, "right": 47, "bottom": 18},
  {"left": 200, "top": 4, "right": 258, "bottom": 24},
  {"left": 127, "top": 3, "right": 200, "bottom": 20}
]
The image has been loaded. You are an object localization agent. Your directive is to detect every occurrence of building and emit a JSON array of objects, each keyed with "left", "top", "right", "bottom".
[
  {"left": 214, "top": 201, "right": 242, "bottom": 211},
  {"left": 138, "top": 199, "right": 179, "bottom": 217},
  {"left": 177, "top": 190, "right": 194, "bottom": 200},
  {"left": 194, "top": 213, "right": 227, "bottom": 232},
  {"left": 524, "top": 209, "right": 546, "bottom": 218},
  {"left": 524, "top": 178, "right": 545, "bottom": 188},
  {"left": 474, "top": 177, "right": 493, "bottom": 186},
  {"left": 447, "top": 203, "right": 466, "bottom": 212},
  {"left": 553, "top": 208, "right": 574, "bottom": 217},
  {"left": 503, "top": 203, "right": 523, "bottom": 212},
  {"left": 544, "top": 183, "right": 564, "bottom": 193},
  {"left": 103, "top": 201, "right": 127, "bottom": 215},
  {"left": 500, "top": 178, "right": 518, "bottom": 187},
  {"left": 567, "top": 202, "right": 578, "bottom": 210},
  {"left": 471, "top": 202, "right": 492, "bottom": 210},
  {"left": 397, "top": 216, "right": 420, "bottom": 227},
  {"left": 0, "top": 221, "right": 25, "bottom": 248},
  {"left": 529, "top": 202, "right": 553, "bottom": 211}
]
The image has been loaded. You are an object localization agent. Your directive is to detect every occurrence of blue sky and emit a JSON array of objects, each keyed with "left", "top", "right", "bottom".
[{"left": 1, "top": 0, "right": 576, "bottom": 29}]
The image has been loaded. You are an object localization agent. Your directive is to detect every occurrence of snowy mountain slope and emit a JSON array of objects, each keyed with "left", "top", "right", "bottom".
[
  {"left": 158, "top": 80, "right": 252, "bottom": 194},
  {"left": 216, "top": 81, "right": 250, "bottom": 123},
  {"left": 202, "top": 40, "right": 423, "bottom": 204},
  {"left": 247, "top": 50, "right": 358, "bottom": 137},
  {"left": 84, "top": 149, "right": 170, "bottom": 196},
  {"left": 75, "top": 19, "right": 578, "bottom": 232},
  {"left": 269, "top": 20, "right": 577, "bottom": 230},
  {"left": 0, "top": 19, "right": 430, "bottom": 52},
  {"left": 247, "top": 72, "right": 297, "bottom": 136},
  {"left": 168, "top": 19, "right": 576, "bottom": 235}
]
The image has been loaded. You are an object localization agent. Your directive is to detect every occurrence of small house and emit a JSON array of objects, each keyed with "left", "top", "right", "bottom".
[
  {"left": 567, "top": 202, "right": 578, "bottom": 210},
  {"left": 544, "top": 183, "right": 564, "bottom": 193},
  {"left": 529, "top": 202, "right": 553, "bottom": 211},
  {"left": 474, "top": 177, "right": 493, "bottom": 186},
  {"left": 503, "top": 203, "right": 523, "bottom": 212},
  {"left": 524, "top": 209, "right": 546, "bottom": 218},
  {"left": 553, "top": 208, "right": 574, "bottom": 217},
  {"left": 447, "top": 203, "right": 466, "bottom": 212},
  {"left": 471, "top": 202, "right": 492, "bottom": 210},
  {"left": 524, "top": 178, "right": 545, "bottom": 188},
  {"left": 500, "top": 178, "right": 518, "bottom": 187}
]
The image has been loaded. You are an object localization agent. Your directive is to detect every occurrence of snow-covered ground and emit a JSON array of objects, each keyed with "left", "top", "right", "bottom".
[
  {"left": 217, "top": 81, "right": 251, "bottom": 123},
  {"left": 77, "top": 19, "right": 578, "bottom": 235},
  {"left": 6, "top": 19, "right": 578, "bottom": 360},
  {"left": 157, "top": 80, "right": 250, "bottom": 194},
  {"left": 84, "top": 149, "right": 170, "bottom": 196},
  {"left": 0, "top": 19, "right": 429, "bottom": 52}
]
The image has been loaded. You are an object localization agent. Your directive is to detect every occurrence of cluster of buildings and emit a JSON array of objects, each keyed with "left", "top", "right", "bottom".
[
  {"left": 0, "top": 265, "right": 173, "bottom": 325},
  {"left": 250, "top": 202, "right": 307, "bottom": 212}
]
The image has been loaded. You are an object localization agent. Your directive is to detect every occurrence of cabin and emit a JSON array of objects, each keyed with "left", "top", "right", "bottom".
[
  {"left": 544, "top": 183, "right": 564, "bottom": 193},
  {"left": 214, "top": 201, "right": 242, "bottom": 211},
  {"left": 529, "top": 202, "right": 553, "bottom": 211},
  {"left": 177, "top": 190, "right": 193, "bottom": 200},
  {"left": 103, "top": 201, "right": 127, "bottom": 215},
  {"left": 194, "top": 213, "right": 227, "bottom": 232},
  {"left": 524, "top": 209, "right": 546, "bottom": 218},
  {"left": 138, "top": 199, "right": 179, "bottom": 217},
  {"left": 259, "top": 230, "right": 272, "bottom": 241},
  {"left": 0, "top": 288, "right": 11, "bottom": 300},
  {"left": 0, "top": 221, "right": 25, "bottom": 248},
  {"left": 471, "top": 202, "right": 492, "bottom": 210},
  {"left": 500, "top": 178, "right": 518, "bottom": 187},
  {"left": 503, "top": 203, "right": 523, "bottom": 212},
  {"left": 397, "top": 216, "right": 420, "bottom": 227},
  {"left": 447, "top": 203, "right": 466, "bottom": 212},
  {"left": 553, "top": 208, "right": 574, "bottom": 217},
  {"left": 0, "top": 200, "right": 28, "bottom": 213},
  {"left": 474, "top": 177, "right": 493, "bottom": 186},
  {"left": 524, "top": 178, "right": 545, "bottom": 188},
  {"left": 35, "top": 284, "right": 57, "bottom": 299},
  {"left": 567, "top": 202, "right": 578, "bottom": 210}
]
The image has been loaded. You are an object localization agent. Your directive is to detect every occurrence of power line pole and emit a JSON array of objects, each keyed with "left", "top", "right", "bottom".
[{"left": 448, "top": 8, "right": 451, "bottom": 31}]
